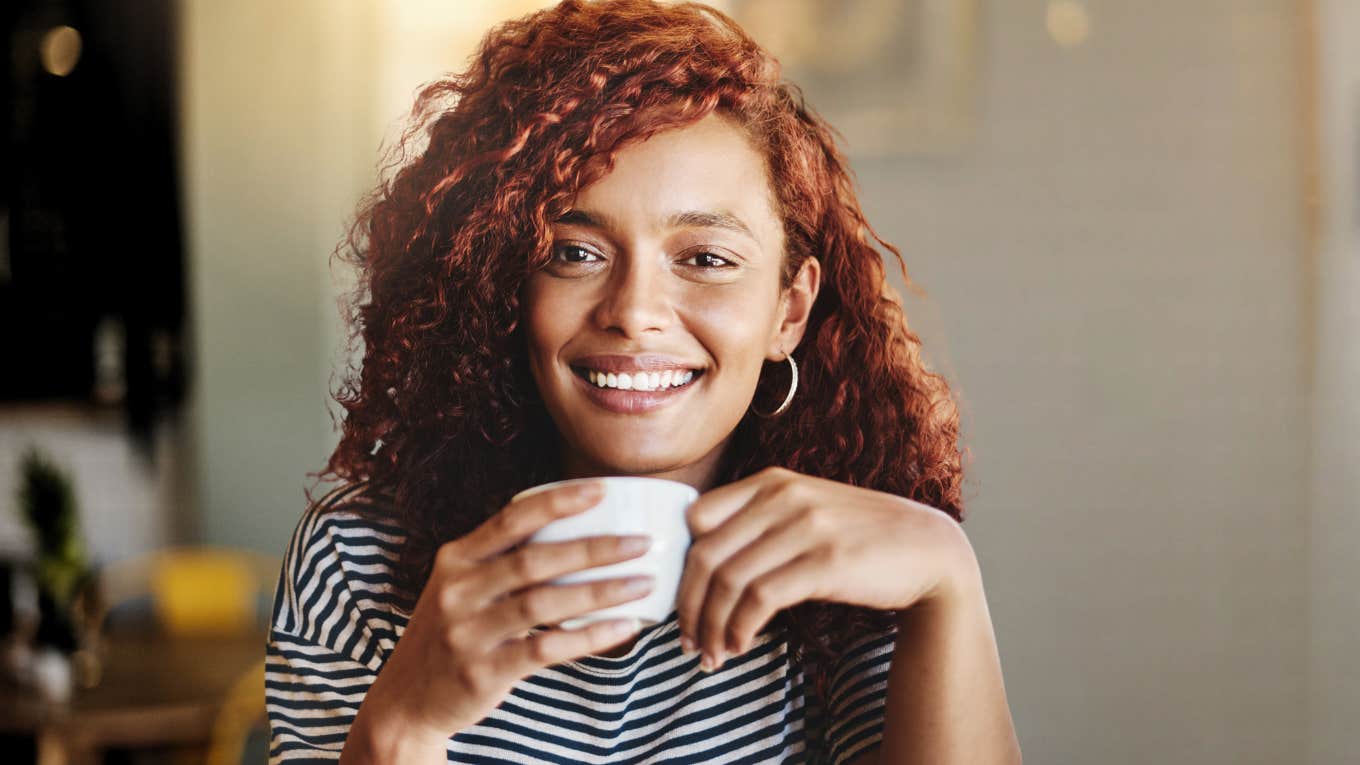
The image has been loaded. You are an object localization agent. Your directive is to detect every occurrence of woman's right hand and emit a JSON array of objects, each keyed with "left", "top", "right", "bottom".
[{"left": 340, "top": 480, "right": 654, "bottom": 763}]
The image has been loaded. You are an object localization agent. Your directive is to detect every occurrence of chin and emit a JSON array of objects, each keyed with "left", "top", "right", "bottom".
[{"left": 585, "top": 446, "right": 692, "bottom": 476}]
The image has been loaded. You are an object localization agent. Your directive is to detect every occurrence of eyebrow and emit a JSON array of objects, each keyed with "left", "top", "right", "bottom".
[{"left": 553, "top": 208, "right": 758, "bottom": 242}]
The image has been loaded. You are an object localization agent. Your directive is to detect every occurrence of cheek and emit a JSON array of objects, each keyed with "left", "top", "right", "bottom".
[
  {"left": 686, "top": 286, "right": 778, "bottom": 351},
  {"left": 523, "top": 283, "right": 579, "bottom": 359}
]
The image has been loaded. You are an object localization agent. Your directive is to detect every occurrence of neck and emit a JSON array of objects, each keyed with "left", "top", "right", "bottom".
[{"left": 557, "top": 435, "right": 733, "bottom": 493}]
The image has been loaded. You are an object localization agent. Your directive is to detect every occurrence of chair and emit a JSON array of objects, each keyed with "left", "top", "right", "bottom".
[
  {"left": 81, "top": 546, "right": 280, "bottom": 641},
  {"left": 45, "top": 546, "right": 281, "bottom": 764},
  {"left": 205, "top": 657, "right": 267, "bottom": 765}
]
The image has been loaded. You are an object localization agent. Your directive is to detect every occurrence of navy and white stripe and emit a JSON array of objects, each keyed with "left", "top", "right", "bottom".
[{"left": 266, "top": 483, "right": 897, "bottom": 764}]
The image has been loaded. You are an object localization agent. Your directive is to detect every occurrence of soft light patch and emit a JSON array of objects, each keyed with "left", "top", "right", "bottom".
[{"left": 152, "top": 551, "right": 256, "bottom": 635}]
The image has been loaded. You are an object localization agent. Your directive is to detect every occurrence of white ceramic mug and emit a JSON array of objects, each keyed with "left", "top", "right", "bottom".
[{"left": 513, "top": 476, "right": 696, "bottom": 630}]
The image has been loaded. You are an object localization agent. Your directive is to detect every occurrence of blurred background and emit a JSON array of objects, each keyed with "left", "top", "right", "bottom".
[{"left": 0, "top": 0, "right": 1355, "bottom": 763}]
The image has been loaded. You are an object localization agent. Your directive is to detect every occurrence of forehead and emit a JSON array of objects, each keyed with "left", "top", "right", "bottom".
[{"left": 564, "top": 114, "right": 781, "bottom": 244}]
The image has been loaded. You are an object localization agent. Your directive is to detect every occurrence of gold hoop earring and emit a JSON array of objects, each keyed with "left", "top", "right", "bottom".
[{"left": 751, "top": 351, "right": 798, "bottom": 418}]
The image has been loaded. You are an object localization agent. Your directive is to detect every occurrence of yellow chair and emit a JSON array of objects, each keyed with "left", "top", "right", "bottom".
[
  {"left": 66, "top": 546, "right": 279, "bottom": 764},
  {"left": 83, "top": 546, "right": 280, "bottom": 639},
  {"left": 205, "top": 657, "right": 267, "bottom": 765}
]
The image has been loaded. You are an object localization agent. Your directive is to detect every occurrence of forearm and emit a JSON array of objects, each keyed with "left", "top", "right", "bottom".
[
  {"left": 877, "top": 533, "right": 1021, "bottom": 764},
  {"left": 339, "top": 681, "right": 451, "bottom": 765}
]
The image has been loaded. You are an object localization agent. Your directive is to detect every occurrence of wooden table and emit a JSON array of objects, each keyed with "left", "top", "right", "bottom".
[{"left": 0, "top": 629, "right": 266, "bottom": 765}]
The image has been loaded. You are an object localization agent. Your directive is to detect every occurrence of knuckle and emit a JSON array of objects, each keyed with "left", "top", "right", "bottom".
[
  {"left": 599, "top": 578, "right": 627, "bottom": 601},
  {"left": 686, "top": 545, "right": 715, "bottom": 575},
  {"left": 437, "top": 582, "right": 463, "bottom": 614},
  {"left": 454, "top": 662, "right": 485, "bottom": 695},
  {"left": 711, "top": 569, "right": 739, "bottom": 596},
  {"left": 685, "top": 504, "right": 709, "bottom": 531},
  {"left": 527, "top": 633, "right": 556, "bottom": 664},
  {"left": 794, "top": 505, "right": 825, "bottom": 534},
  {"left": 592, "top": 535, "right": 624, "bottom": 561},
  {"left": 510, "top": 549, "right": 540, "bottom": 581},
  {"left": 746, "top": 581, "right": 771, "bottom": 610},
  {"left": 443, "top": 622, "right": 467, "bottom": 651},
  {"left": 772, "top": 477, "right": 802, "bottom": 503},
  {"left": 518, "top": 588, "right": 551, "bottom": 622},
  {"left": 494, "top": 510, "right": 520, "bottom": 538},
  {"left": 435, "top": 541, "right": 464, "bottom": 570}
]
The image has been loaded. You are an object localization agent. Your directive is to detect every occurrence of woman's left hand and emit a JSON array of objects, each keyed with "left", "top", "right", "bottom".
[{"left": 675, "top": 466, "right": 975, "bottom": 671}]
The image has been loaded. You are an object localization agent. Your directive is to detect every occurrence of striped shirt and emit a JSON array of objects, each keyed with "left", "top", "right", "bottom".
[{"left": 267, "top": 482, "right": 898, "bottom": 764}]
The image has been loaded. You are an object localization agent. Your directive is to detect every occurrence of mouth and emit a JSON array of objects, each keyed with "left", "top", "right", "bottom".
[
  {"left": 569, "top": 365, "right": 706, "bottom": 391},
  {"left": 567, "top": 365, "right": 707, "bottom": 414}
]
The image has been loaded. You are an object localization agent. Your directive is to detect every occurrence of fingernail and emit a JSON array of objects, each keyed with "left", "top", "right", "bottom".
[
  {"left": 699, "top": 653, "right": 715, "bottom": 673},
  {"left": 619, "top": 535, "right": 652, "bottom": 555},
  {"left": 620, "top": 576, "right": 654, "bottom": 597},
  {"left": 605, "top": 618, "right": 641, "bottom": 637},
  {"left": 680, "top": 635, "right": 696, "bottom": 654},
  {"left": 575, "top": 482, "right": 605, "bottom": 499}
]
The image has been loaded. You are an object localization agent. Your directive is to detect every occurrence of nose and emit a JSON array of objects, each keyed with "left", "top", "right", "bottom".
[{"left": 591, "top": 251, "right": 672, "bottom": 337}]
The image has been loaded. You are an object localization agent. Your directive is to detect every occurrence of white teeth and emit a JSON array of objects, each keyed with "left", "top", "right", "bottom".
[{"left": 583, "top": 368, "right": 699, "bottom": 391}]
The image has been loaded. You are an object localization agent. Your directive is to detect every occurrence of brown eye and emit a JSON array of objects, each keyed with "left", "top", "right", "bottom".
[
  {"left": 553, "top": 244, "right": 601, "bottom": 264},
  {"left": 684, "top": 251, "right": 734, "bottom": 268}
]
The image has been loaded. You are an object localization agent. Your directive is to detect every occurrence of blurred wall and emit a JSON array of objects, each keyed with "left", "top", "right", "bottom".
[
  {"left": 178, "top": 1, "right": 1352, "bottom": 763},
  {"left": 178, "top": 0, "right": 552, "bottom": 552},
  {"left": 179, "top": 0, "right": 378, "bottom": 553},
  {"left": 858, "top": 1, "right": 1314, "bottom": 762},
  {"left": 1308, "top": 1, "right": 1359, "bottom": 762}
]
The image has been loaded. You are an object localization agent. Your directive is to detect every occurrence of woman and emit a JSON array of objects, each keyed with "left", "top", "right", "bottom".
[{"left": 266, "top": 1, "right": 1020, "bottom": 763}]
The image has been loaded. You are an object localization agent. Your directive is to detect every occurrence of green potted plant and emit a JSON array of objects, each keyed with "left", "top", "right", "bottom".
[{"left": 16, "top": 448, "right": 92, "bottom": 700}]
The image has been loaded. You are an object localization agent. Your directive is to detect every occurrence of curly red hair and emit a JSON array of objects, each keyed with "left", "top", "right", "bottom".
[{"left": 317, "top": 0, "right": 968, "bottom": 707}]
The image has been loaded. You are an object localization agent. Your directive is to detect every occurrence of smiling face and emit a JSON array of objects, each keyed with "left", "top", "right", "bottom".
[{"left": 522, "top": 113, "right": 820, "bottom": 490}]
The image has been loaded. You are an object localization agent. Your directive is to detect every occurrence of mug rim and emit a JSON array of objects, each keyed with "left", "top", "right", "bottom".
[{"left": 511, "top": 475, "right": 698, "bottom": 504}]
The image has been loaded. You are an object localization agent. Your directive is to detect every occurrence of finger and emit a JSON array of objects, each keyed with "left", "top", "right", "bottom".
[
  {"left": 724, "top": 553, "right": 823, "bottom": 658},
  {"left": 465, "top": 534, "right": 652, "bottom": 608},
  {"left": 456, "top": 482, "right": 605, "bottom": 562},
  {"left": 675, "top": 489, "right": 791, "bottom": 649},
  {"left": 476, "top": 575, "right": 656, "bottom": 644},
  {"left": 695, "top": 516, "right": 817, "bottom": 665},
  {"left": 494, "top": 618, "right": 645, "bottom": 678},
  {"left": 685, "top": 468, "right": 787, "bottom": 536}
]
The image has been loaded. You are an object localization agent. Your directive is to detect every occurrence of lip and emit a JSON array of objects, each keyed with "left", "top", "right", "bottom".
[
  {"left": 570, "top": 354, "right": 705, "bottom": 375},
  {"left": 570, "top": 364, "right": 702, "bottom": 414}
]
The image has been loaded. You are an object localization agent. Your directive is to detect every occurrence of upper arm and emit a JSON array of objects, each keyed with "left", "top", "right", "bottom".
[
  {"left": 822, "top": 626, "right": 897, "bottom": 765},
  {"left": 841, "top": 744, "right": 881, "bottom": 765},
  {"left": 266, "top": 629, "right": 378, "bottom": 762},
  {"left": 267, "top": 486, "right": 393, "bottom": 762}
]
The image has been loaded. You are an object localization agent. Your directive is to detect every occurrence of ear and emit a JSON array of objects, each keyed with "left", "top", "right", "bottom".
[{"left": 769, "top": 256, "right": 821, "bottom": 359}]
